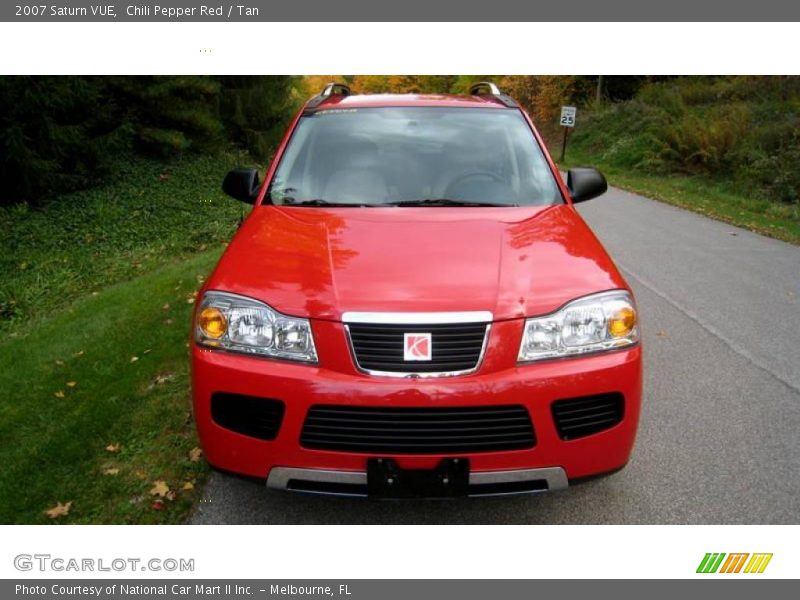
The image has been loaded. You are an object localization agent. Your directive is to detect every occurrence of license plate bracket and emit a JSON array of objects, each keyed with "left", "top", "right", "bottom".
[{"left": 367, "top": 457, "right": 470, "bottom": 498}]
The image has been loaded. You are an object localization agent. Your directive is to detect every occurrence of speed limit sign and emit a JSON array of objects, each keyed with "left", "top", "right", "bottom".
[
  {"left": 560, "top": 106, "right": 577, "bottom": 128},
  {"left": 559, "top": 106, "right": 577, "bottom": 161}
]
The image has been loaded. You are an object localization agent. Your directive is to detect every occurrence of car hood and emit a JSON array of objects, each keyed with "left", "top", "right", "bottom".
[{"left": 206, "top": 204, "right": 626, "bottom": 321}]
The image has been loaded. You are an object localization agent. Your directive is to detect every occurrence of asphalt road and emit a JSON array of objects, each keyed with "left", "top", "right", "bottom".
[{"left": 190, "top": 186, "right": 800, "bottom": 524}]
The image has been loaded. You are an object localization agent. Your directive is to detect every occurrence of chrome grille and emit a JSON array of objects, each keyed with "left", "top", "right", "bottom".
[{"left": 345, "top": 319, "right": 490, "bottom": 376}]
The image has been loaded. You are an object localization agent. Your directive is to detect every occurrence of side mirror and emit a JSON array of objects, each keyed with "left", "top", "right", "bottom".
[
  {"left": 222, "top": 168, "right": 260, "bottom": 204},
  {"left": 567, "top": 167, "right": 607, "bottom": 203}
]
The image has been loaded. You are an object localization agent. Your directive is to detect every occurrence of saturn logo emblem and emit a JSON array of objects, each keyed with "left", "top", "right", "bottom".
[{"left": 403, "top": 333, "right": 432, "bottom": 361}]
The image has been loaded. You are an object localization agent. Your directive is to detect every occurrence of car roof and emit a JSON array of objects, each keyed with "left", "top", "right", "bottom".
[{"left": 309, "top": 93, "right": 513, "bottom": 110}]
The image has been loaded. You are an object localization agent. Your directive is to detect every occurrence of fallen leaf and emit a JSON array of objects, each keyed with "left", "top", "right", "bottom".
[
  {"left": 165, "top": 490, "right": 177, "bottom": 501},
  {"left": 45, "top": 501, "right": 72, "bottom": 519},
  {"left": 186, "top": 297, "right": 195, "bottom": 304},
  {"left": 162, "top": 303, "right": 171, "bottom": 310},
  {"left": 54, "top": 390, "right": 65, "bottom": 399},
  {"left": 73, "top": 350, "right": 84, "bottom": 358},
  {"left": 164, "top": 319, "right": 174, "bottom": 326},
  {"left": 182, "top": 481, "right": 195, "bottom": 491},
  {"left": 655, "top": 330, "right": 668, "bottom": 337},
  {"left": 153, "top": 373, "right": 174, "bottom": 385},
  {"left": 106, "top": 443, "right": 120, "bottom": 453},
  {"left": 66, "top": 381, "right": 77, "bottom": 388},
  {"left": 130, "top": 356, "right": 139, "bottom": 363},
  {"left": 149, "top": 480, "right": 170, "bottom": 497},
  {"left": 103, "top": 468, "right": 120, "bottom": 476},
  {"left": 189, "top": 447, "right": 203, "bottom": 463},
  {"left": 158, "top": 173, "right": 169, "bottom": 182},
  {"left": 143, "top": 349, "right": 151, "bottom": 355},
  {"left": 134, "top": 469, "right": 147, "bottom": 480},
  {"left": 151, "top": 500, "right": 165, "bottom": 511},
  {"left": 55, "top": 360, "right": 65, "bottom": 366}
]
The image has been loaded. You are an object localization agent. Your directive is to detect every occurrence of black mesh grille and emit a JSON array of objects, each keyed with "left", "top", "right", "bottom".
[
  {"left": 552, "top": 393, "right": 624, "bottom": 440},
  {"left": 301, "top": 404, "right": 536, "bottom": 454},
  {"left": 347, "top": 322, "right": 488, "bottom": 374},
  {"left": 211, "top": 393, "right": 285, "bottom": 441}
]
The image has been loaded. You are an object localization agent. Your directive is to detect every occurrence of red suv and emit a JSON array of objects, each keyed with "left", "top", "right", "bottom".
[{"left": 192, "top": 82, "right": 642, "bottom": 498}]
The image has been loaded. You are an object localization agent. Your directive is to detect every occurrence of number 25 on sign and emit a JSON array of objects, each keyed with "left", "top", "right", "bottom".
[
  {"left": 559, "top": 106, "right": 577, "bottom": 161},
  {"left": 560, "top": 106, "right": 577, "bottom": 127}
]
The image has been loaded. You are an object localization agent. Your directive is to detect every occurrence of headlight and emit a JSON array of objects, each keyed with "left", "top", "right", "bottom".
[
  {"left": 518, "top": 290, "right": 638, "bottom": 363},
  {"left": 195, "top": 291, "right": 318, "bottom": 363}
]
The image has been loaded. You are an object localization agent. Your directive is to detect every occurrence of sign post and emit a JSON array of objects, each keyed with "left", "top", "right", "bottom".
[{"left": 559, "top": 106, "right": 577, "bottom": 162}]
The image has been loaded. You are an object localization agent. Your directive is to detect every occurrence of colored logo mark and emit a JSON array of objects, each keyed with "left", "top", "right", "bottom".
[
  {"left": 697, "top": 553, "right": 773, "bottom": 574},
  {"left": 404, "top": 333, "right": 432, "bottom": 361}
]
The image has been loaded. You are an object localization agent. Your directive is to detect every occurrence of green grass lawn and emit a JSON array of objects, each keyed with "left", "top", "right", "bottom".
[
  {"left": 559, "top": 148, "right": 800, "bottom": 245},
  {"left": 0, "top": 250, "right": 222, "bottom": 523},
  {"left": 0, "top": 153, "right": 254, "bottom": 523}
]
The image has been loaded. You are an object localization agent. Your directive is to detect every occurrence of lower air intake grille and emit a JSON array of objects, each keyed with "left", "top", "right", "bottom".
[
  {"left": 211, "top": 393, "right": 285, "bottom": 441},
  {"left": 301, "top": 405, "right": 536, "bottom": 454},
  {"left": 551, "top": 393, "right": 624, "bottom": 440}
]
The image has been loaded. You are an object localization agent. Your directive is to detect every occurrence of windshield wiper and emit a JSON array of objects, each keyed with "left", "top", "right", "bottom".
[
  {"left": 278, "top": 197, "right": 517, "bottom": 208},
  {"left": 281, "top": 198, "right": 368, "bottom": 207},
  {"left": 388, "top": 198, "right": 517, "bottom": 207}
]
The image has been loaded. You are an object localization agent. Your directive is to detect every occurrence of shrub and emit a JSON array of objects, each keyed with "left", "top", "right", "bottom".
[
  {"left": 0, "top": 76, "right": 299, "bottom": 206},
  {"left": 568, "top": 76, "right": 800, "bottom": 204},
  {"left": 217, "top": 76, "right": 298, "bottom": 161},
  {"left": 0, "top": 77, "right": 116, "bottom": 205}
]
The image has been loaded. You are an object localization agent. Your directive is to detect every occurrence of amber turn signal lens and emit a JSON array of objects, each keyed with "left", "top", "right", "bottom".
[
  {"left": 608, "top": 306, "right": 636, "bottom": 338},
  {"left": 199, "top": 307, "right": 227, "bottom": 339}
]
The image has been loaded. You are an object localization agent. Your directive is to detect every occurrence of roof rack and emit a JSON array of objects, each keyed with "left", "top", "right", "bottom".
[
  {"left": 469, "top": 81, "right": 518, "bottom": 108},
  {"left": 305, "top": 81, "right": 352, "bottom": 111},
  {"left": 469, "top": 81, "right": 502, "bottom": 96},
  {"left": 320, "top": 82, "right": 351, "bottom": 97}
]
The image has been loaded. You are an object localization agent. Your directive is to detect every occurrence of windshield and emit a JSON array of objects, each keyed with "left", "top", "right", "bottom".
[{"left": 267, "top": 107, "right": 562, "bottom": 207}]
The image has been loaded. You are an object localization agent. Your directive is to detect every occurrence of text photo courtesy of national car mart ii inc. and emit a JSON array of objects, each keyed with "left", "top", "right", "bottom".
[
  {"left": 14, "top": 4, "right": 262, "bottom": 18},
  {"left": 14, "top": 584, "right": 352, "bottom": 597}
]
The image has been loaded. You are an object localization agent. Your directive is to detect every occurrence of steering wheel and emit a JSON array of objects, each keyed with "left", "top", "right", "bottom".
[{"left": 443, "top": 171, "right": 506, "bottom": 198}]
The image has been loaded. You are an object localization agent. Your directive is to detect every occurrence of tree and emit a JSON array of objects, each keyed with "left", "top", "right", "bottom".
[
  {"left": 0, "top": 77, "right": 113, "bottom": 205},
  {"left": 216, "top": 76, "right": 298, "bottom": 160},
  {"left": 0, "top": 76, "right": 302, "bottom": 205}
]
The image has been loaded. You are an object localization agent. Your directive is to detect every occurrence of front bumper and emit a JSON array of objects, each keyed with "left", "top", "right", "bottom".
[
  {"left": 266, "top": 466, "right": 569, "bottom": 497},
  {"left": 192, "top": 319, "right": 642, "bottom": 494}
]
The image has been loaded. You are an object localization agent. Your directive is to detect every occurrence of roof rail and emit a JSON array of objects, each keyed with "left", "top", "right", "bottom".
[
  {"left": 305, "top": 81, "right": 352, "bottom": 111},
  {"left": 469, "top": 81, "right": 518, "bottom": 108},
  {"left": 320, "top": 82, "right": 351, "bottom": 97},
  {"left": 469, "top": 81, "right": 502, "bottom": 96}
]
